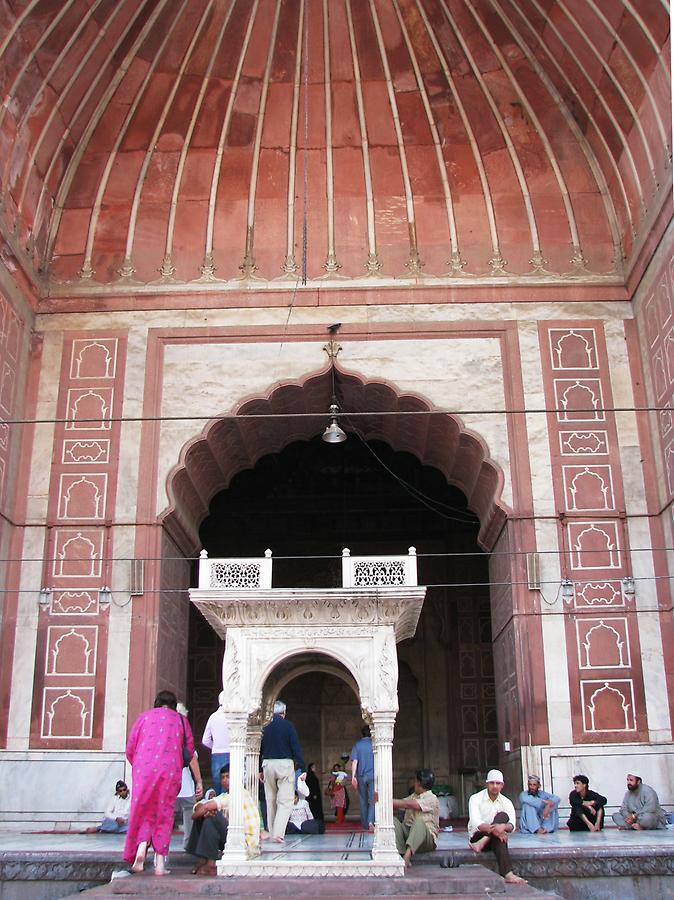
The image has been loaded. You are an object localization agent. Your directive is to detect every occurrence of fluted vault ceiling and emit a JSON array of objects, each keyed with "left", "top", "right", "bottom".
[{"left": 0, "top": 0, "right": 671, "bottom": 296}]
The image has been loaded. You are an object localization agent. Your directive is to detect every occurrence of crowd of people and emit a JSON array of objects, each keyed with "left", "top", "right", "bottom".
[
  {"left": 91, "top": 691, "right": 670, "bottom": 880},
  {"left": 460, "top": 768, "right": 671, "bottom": 884}
]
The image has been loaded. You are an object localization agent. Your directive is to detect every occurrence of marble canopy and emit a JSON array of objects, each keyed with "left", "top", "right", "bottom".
[{"left": 190, "top": 583, "right": 426, "bottom": 876}]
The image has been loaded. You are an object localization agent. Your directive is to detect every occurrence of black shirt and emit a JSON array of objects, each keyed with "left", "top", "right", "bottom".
[{"left": 568, "top": 788, "right": 607, "bottom": 822}]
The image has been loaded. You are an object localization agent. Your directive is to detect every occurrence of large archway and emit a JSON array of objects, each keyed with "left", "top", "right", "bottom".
[
  {"left": 150, "top": 368, "right": 547, "bottom": 807},
  {"left": 188, "top": 432, "right": 496, "bottom": 804},
  {"left": 162, "top": 368, "right": 507, "bottom": 554}
]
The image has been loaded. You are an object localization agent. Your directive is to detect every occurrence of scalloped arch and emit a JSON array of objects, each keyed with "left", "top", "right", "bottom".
[{"left": 161, "top": 368, "right": 507, "bottom": 552}]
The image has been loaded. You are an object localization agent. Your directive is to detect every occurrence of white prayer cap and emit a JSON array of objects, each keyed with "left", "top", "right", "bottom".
[
  {"left": 486, "top": 769, "right": 504, "bottom": 783},
  {"left": 527, "top": 774, "right": 541, "bottom": 783}
]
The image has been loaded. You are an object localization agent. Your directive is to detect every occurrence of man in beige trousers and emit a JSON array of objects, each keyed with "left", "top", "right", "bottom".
[{"left": 260, "top": 700, "right": 306, "bottom": 842}]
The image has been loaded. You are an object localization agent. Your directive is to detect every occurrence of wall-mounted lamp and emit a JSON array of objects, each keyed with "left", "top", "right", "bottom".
[
  {"left": 99, "top": 585, "right": 113, "bottom": 606},
  {"left": 322, "top": 323, "right": 347, "bottom": 445},
  {"left": 38, "top": 586, "right": 52, "bottom": 607},
  {"left": 621, "top": 575, "right": 636, "bottom": 597},
  {"left": 561, "top": 579, "right": 575, "bottom": 602}
]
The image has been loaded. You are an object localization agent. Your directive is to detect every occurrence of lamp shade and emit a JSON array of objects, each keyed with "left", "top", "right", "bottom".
[{"left": 322, "top": 419, "right": 347, "bottom": 443}]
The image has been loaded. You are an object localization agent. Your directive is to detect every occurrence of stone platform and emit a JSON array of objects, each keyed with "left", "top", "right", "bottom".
[{"left": 0, "top": 829, "right": 672, "bottom": 899}]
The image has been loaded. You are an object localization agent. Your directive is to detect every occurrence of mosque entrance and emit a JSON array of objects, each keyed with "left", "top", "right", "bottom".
[{"left": 186, "top": 433, "right": 496, "bottom": 807}]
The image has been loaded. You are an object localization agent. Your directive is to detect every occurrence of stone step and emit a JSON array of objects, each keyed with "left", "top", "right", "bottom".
[{"left": 65, "top": 866, "right": 560, "bottom": 898}]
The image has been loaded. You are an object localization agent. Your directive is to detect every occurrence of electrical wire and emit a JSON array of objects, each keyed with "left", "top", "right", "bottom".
[
  {"left": 1, "top": 545, "right": 673, "bottom": 563},
  {"left": 0, "top": 403, "right": 669, "bottom": 427},
  {"left": 342, "top": 414, "right": 479, "bottom": 523}
]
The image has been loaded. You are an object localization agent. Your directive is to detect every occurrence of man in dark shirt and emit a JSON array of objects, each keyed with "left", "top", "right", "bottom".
[
  {"left": 567, "top": 774, "right": 607, "bottom": 831},
  {"left": 260, "top": 700, "right": 305, "bottom": 842}
]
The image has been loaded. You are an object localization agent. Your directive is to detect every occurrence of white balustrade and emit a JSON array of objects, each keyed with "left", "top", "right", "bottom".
[
  {"left": 198, "top": 548, "right": 273, "bottom": 590},
  {"left": 341, "top": 547, "right": 417, "bottom": 588}
]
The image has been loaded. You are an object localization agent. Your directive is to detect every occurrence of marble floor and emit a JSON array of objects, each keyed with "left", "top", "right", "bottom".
[{"left": 0, "top": 827, "right": 673, "bottom": 857}]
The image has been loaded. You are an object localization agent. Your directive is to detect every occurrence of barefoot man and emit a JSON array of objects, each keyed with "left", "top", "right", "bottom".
[
  {"left": 467, "top": 769, "right": 527, "bottom": 885},
  {"left": 392, "top": 769, "right": 439, "bottom": 868}
]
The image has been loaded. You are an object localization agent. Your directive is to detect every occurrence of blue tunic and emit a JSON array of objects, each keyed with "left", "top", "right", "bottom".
[{"left": 518, "top": 789, "right": 560, "bottom": 833}]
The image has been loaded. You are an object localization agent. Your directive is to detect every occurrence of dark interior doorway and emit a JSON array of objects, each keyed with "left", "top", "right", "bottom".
[{"left": 188, "top": 434, "right": 496, "bottom": 799}]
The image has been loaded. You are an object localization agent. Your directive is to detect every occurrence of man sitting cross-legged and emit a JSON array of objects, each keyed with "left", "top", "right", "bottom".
[
  {"left": 611, "top": 773, "right": 668, "bottom": 831},
  {"left": 467, "top": 769, "right": 527, "bottom": 885},
  {"left": 392, "top": 768, "right": 440, "bottom": 868},
  {"left": 566, "top": 774, "right": 606, "bottom": 832},
  {"left": 186, "top": 764, "right": 264, "bottom": 876},
  {"left": 518, "top": 774, "right": 560, "bottom": 834}
]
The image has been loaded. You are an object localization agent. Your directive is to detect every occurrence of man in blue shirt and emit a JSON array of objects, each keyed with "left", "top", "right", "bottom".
[
  {"left": 260, "top": 700, "right": 305, "bottom": 842},
  {"left": 350, "top": 724, "right": 375, "bottom": 831},
  {"left": 518, "top": 775, "right": 560, "bottom": 834}
]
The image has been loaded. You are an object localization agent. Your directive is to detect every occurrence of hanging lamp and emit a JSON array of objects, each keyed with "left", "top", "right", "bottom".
[{"left": 322, "top": 324, "right": 347, "bottom": 444}]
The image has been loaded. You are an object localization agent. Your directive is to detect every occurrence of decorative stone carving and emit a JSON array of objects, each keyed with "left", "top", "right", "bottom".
[
  {"left": 192, "top": 588, "right": 424, "bottom": 641},
  {"left": 376, "top": 637, "right": 398, "bottom": 708},
  {"left": 217, "top": 860, "right": 406, "bottom": 877}
]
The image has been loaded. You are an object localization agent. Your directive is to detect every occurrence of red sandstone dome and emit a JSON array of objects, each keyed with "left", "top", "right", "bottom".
[{"left": 0, "top": 0, "right": 671, "bottom": 290}]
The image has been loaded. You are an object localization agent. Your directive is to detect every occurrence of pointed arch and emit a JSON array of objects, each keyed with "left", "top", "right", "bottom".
[{"left": 161, "top": 368, "right": 507, "bottom": 553}]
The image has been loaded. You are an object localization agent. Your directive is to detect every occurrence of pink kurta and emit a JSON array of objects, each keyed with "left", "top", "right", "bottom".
[{"left": 123, "top": 707, "right": 195, "bottom": 861}]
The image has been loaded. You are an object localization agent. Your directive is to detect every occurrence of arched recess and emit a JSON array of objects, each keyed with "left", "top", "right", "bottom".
[
  {"left": 260, "top": 655, "right": 363, "bottom": 784},
  {"left": 161, "top": 367, "right": 508, "bottom": 553},
  {"left": 152, "top": 364, "right": 549, "bottom": 787},
  {"left": 261, "top": 656, "right": 359, "bottom": 719}
]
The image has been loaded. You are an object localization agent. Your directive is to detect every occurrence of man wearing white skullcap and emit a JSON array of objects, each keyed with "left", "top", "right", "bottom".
[{"left": 467, "top": 769, "right": 527, "bottom": 885}]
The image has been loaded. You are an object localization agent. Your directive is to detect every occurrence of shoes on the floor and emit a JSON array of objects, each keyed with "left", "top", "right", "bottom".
[{"left": 440, "top": 853, "right": 458, "bottom": 868}]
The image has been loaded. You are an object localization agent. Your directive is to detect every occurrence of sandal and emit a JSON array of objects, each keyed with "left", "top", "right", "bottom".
[{"left": 196, "top": 862, "right": 217, "bottom": 876}]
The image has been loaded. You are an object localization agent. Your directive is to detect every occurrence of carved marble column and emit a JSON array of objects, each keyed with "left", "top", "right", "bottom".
[
  {"left": 245, "top": 723, "right": 262, "bottom": 801},
  {"left": 370, "top": 713, "right": 399, "bottom": 863},
  {"left": 221, "top": 713, "right": 249, "bottom": 861}
]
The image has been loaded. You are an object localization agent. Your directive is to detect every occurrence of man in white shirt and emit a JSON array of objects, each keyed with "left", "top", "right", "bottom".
[
  {"left": 202, "top": 691, "right": 231, "bottom": 798},
  {"left": 467, "top": 769, "right": 527, "bottom": 885},
  {"left": 96, "top": 780, "right": 131, "bottom": 833}
]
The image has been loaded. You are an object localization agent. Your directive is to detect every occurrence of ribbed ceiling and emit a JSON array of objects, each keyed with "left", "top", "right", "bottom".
[{"left": 0, "top": 0, "right": 671, "bottom": 292}]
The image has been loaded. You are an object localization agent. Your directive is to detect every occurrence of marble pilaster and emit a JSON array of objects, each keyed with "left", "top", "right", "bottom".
[
  {"left": 220, "top": 714, "right": 248, "bottom": 862},
  {"left": 370, "top": 714, "right": 399, "bottom": 864}
]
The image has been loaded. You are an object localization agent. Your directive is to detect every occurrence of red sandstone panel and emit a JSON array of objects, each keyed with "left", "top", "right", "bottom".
[
  {"left": 260, "top": 83, "right": 293, "bottom": 148},
  {"left": 132, "top": 202, "right": 171, "bottom": 281},
  {"left": 327, "top": 0, "right": 354, "bottom": 83},
  {"left": 212, "top": 198, "right": 250, "bottom": 280},
  {"left": 638, "top": 250, "right": 674, "bottom": 506},
  {"left": 350, "top": 0, "right": 386, "bottom": 83},
  {"left": 191, "top": 81, "right": 234, "bottom": 149},
  {"left": 29, "top": 331, "right": 127, "bottom": 750},
  {"left": 269, "top": 0, "right": 300, "bottom": 82},
  {"left": 172, "top": 199, "right": 210, "bottom": 280},
  {"left": 539, "top": 320, "right": 648, "bottom": 743},
  {"left": 158, "top": 76, "right": 204, "bottom": 150}
]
